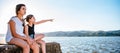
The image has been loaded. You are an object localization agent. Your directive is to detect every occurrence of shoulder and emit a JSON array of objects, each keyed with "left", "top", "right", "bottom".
[
  {"left": 8, "top": 16, "right": 16, "bottom": 24},
  {"left": 8, "top": 20, "right": 15, "bottom": 27},
  {"left": 9, "top": 16, "right": 17, "bottom": 22},
  {"left": 8, "top": 16, "right": 17, "bottom": 26},
  {"left": 25, "top": 24, "right": 28, "bottom": 28}
]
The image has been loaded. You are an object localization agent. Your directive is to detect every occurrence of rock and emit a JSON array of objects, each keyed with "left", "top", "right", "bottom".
[{"left": 0, "top": 42, "right": 62, "bottom": 53}]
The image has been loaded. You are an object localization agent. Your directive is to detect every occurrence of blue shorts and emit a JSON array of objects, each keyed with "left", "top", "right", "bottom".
[{"left": 30, "top": 34, "right": 34, "bottom": 39}]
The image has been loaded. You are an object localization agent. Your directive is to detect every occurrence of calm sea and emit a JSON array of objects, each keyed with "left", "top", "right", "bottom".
[
  {"left": 44, "top": 37, "right": 120, "bottom": 53},
  {"left": 0, "top": 36, "right": 120, "bottom": 53}
]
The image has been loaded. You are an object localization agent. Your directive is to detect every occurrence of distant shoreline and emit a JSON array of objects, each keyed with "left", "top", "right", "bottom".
[{"left": 1, "top": 30, "right": 120, "bottom": 37}]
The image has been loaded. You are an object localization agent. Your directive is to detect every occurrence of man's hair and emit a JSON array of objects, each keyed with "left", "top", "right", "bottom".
[
  {"left": 16, "top": 4, "right": 25, "bottom": 15},
  {"left": 26, "top": 14, "right": 34, "bottom": 22}
]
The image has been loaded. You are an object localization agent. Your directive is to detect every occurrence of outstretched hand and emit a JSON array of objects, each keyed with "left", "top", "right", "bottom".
[
  {"left": 34, "top": 19, "right": 54, "bottom": 25},
  {"left": 48, "top": 19, "right": 54, "bottom": 22}
]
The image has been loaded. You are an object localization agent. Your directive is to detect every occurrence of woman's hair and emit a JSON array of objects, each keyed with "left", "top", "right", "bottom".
[
  {"left": 26, "top": 14, "right": 34, "bottom": 22},
  {"left": 16, "top": 4, "right": 25, "bottom": 15}
]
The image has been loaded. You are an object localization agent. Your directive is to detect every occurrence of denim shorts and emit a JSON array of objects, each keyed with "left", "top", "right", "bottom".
[{"left": 30, "top": 34, "right": 34, "bottom": 39}]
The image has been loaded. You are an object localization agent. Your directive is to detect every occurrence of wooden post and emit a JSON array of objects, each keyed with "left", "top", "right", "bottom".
[{"left": 0, "top": 42, "right": 62, "bottom": 53}]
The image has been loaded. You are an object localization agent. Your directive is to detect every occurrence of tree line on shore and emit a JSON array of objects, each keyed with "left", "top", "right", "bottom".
[
  {"left": 1, "top": 30, "right": 120, "bottom": 37},
  {"left": 43, "top": 30, "right": 120, "bottom": 37}
]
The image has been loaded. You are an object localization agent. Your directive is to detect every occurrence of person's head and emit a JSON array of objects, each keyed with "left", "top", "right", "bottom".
[
  {"left": 26, "top": 14, "right": 35, "bottom": 23},
  {"left": 16, "top": 4, "right": 26, "bottom": 16}
]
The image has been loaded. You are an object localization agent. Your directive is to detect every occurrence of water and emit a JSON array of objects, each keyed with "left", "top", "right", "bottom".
[
  {"left": 43, "top": 37, "right": 120, "bottom": 53},
  {"left": 0, "top": 36, "right": 120, "bottom": 53}
]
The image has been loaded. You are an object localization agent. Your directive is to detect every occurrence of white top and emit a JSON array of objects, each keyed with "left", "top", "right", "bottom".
[{"left": 6, "top": 16, "right": 25, "bottom": 42}]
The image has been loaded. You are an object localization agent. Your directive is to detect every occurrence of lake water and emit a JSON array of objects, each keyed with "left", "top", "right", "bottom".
[
  {"left": 0, "top": 36, "right": 120, "bottom": 53},
  {"left": 43, "top": 37, "right": 120, "bottom": 53}
]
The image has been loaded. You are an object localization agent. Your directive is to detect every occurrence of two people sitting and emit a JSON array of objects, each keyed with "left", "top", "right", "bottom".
[{"left": 6, "top": 4, "right": 53, "bottom": 53}]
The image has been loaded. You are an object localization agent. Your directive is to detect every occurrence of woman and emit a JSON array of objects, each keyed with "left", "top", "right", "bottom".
[{"left": 6, "top": 4, "right": 39, "bottom": 53}]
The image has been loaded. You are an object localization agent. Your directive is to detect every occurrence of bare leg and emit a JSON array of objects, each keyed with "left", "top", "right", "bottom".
[
  {"left": 34, "top": 33, "right": 44, "bottom": 41},
  {"left": 37, "top": 40, "right": 46, "bottom": 53},
  {"left": 30, "top": 41, "right": 40, "bottom": 53},
  {"left": 8, "top": 38, "right": 30, "bottom": 53}
]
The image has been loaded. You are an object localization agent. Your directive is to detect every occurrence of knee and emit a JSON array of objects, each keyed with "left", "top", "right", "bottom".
[
  {"left": 42, "top": 40, "right": 45, "bottom": 43},
  {"left": 31, "top": 43, "right": 39, "bottom": 49},
  {"left": 23, "top": 44, "right": 30, "bottom": 49},
  {"left": 42, "top": 34, "right": 45, "bottom": 38},
  {"left": 40, "top": 34, "right": 45, "bottom": 38},
  {"left": 41, "top": 40, "right": 46, "bottom": 45},
  {"left": 31, "top": 43, "right": 40, "bottom": 51}
]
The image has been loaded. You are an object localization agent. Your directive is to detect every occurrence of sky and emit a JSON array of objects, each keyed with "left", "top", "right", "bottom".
[{"left": 0, "top": 0, "right": 120, "bottom": 34}]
